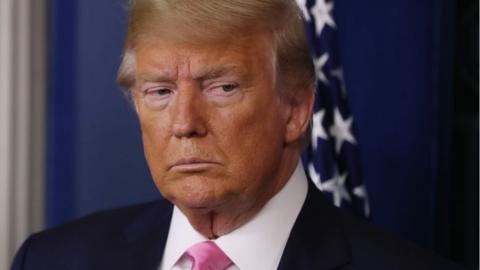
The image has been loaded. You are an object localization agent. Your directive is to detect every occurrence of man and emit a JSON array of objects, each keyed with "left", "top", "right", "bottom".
[{"left": 12, "top": 0, "right": 461, "bottom": 269}]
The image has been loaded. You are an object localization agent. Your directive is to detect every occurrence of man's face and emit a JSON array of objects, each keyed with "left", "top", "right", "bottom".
[{"left": 133, "top": 33, "right": 302, "bottom": 227}]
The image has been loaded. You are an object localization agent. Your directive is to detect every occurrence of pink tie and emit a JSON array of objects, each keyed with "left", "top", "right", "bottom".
[{"left": 185, "top": 241, "right": 233, "bottom": 270}]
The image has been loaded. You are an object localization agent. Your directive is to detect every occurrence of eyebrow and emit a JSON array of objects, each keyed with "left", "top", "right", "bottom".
[
  {"left": 139, "top": 72, "right": 176, "bottom": 83},
  {"left": 196, "top": 65, "right": 243, "bottom": 81},
  {"left": 137, "top": 64, "right": 247, "bottom": 85}
]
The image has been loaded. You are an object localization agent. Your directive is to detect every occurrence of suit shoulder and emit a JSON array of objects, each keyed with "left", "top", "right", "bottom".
[
  {"left": 11, "top": 199, "right": 172, "bottom": 270},
  {"left": 36, "top": 200, "right": 169, "bottom": 240},
  {"left": 337, "top": 210, "right": 462, "bottom": 270}
]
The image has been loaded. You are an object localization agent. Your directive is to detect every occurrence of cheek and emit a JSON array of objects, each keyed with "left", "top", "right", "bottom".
[
  {"left": 224, "top": 96, "right": 284, "bottom": 142},
  {"left": 140, "top": 119, "right": 176, "bottom": 198},
  {"left": 138, "top": 114, "right": 170, "bottom": 171},
  {"left": 216, "top": 99, "right": 286, "bottom": 171}
]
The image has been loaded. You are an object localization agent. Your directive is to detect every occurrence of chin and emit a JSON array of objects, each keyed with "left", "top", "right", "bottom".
[
  {"left": 157, "top": 174, "right": 235, "bottom": 209},
  {"left": 177, "top": 194, "right": 227, "bottom": 210},
  {"left": 168, "top": 185, "right": 228, "bottom": 211}
]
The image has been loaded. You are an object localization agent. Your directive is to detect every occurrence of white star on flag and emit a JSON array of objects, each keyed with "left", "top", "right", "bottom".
[
  {"left": 308, "top": 163, "right": 323, "bottom": 191},
  {"left": 353, "top": 185, "right": 370, "bottom": 216},
  {"left": 330, "top": 108, "right": 356, "bottom": 153},
  {"left": 311, "top": 0, "right": 336, "bottom": 35},
  {"left": 311, "top": 109, "right": 328, "bottom": 149},
  {"left": 314, "top": 53, "right": 329, "bottom": 84},
  {"left": 321, "top": 170, "right": 351, "bottom": 207},
  {"left": 295, "top": 0, "right": 311, "bottom": 21}
]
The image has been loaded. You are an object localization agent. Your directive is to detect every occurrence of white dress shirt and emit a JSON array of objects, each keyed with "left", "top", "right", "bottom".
[{"left": 159, "top": 162, "right": 308, "bottom": 270}]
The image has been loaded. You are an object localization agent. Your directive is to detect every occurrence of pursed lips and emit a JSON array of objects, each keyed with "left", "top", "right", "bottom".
[{"left": 168, "top": 158, "right": 221, "bottom": 171}]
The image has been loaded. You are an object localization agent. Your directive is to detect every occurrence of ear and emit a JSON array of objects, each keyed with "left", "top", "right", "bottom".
[
  {"left": 131, "top": 92, "right": 140, "bottom": 114},
  {"left": 133, "top": 99, "right": 139, "bottom": 113},
  {"left": 284, "top": 86, "right": 315, "bottom": 144}
]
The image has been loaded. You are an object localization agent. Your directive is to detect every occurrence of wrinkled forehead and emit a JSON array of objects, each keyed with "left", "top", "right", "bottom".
[{"left": 133, "top": 32, "right": 278, "bottom": 84}]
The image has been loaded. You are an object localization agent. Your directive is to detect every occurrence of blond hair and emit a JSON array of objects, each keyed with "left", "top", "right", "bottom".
[{"left": 117, "top": 0, "right": 315, "bottom": 97}]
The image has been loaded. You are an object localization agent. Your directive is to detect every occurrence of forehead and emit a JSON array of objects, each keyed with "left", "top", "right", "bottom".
[{"left": 134, "top": 32, "right": 276, "bottom": 80}]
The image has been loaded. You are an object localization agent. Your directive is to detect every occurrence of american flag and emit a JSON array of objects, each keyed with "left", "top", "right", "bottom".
[{"left": 296, "top": 0, "right": 370, "bottom": 217}]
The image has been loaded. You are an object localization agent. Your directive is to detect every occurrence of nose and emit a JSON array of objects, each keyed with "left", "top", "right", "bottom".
[{"left": 171, "top": 85, "right": 207, "bottom": 138}]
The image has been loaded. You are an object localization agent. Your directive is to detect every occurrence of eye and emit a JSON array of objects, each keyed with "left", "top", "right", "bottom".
[
  {"left": 146, "top": 88, "right": 173, "bottom": 96},
  {"left": 204, "top": 82, "right": 243, "bottom": 106},
  {"left": 142, "top": 86, "right": 174, "bottom": 110},
  {"left": 221, "top": 84, "right": 237, "bottom": 92},
  {"left": 207, "top": 83, "right": 238, "bottom": 96}
]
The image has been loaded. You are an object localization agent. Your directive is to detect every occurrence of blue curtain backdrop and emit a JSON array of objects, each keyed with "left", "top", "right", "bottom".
[
  {"left": 47, "top": 0, "right": 469, "bottom": 265},
  {"left": 47, "top": 0, "right": 159, "bottom": 226}
]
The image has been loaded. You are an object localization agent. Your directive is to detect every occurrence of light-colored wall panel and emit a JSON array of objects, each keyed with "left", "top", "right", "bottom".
[{"left": 0, "top": 0, "right": 47, "bottom": 267}]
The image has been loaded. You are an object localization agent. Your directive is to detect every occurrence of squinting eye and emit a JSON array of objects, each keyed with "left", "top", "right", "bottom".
[
  {"left": 221, "top": 84, "right": 237, "bottom": 92},
  {"left": 205, "top": 82, "right": 243, "bottom": 106},
  {"left": 149, "top": 88, "right": 172, "bottom": 96}
]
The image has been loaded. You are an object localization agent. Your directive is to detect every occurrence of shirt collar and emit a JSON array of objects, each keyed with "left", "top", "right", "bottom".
[{"left": 160, "top": 161, "right": 308, "bottom": 270}]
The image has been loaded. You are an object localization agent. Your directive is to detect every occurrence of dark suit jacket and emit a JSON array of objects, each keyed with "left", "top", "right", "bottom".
[{"left": 11, "top": 184, "right": 461, "bottom": 270}]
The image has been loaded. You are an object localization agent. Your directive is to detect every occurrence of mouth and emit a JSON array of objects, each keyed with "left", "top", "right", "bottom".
[{"left": 169, "top": 158, "right": 221, "bottom": 172}]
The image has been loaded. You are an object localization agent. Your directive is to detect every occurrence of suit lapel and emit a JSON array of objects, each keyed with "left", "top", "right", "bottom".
[
  {"left": 115, "top": 200, "right": 174, "bottom": 270},
  {"left": 278, "top": 183, "right": 351, "bottom": 270}
]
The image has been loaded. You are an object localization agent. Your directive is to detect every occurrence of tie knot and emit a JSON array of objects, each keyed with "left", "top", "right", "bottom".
[{"left": 186, "top": 241, "right": 233, "bottom": 270}]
